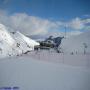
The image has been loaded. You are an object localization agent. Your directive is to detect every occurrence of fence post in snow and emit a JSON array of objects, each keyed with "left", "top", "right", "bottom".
[
  {"left": 83, "top": 43, "right": 88, "bottom": 55},
  {"left": 62, "top": 52, "right": 64, "bottom": 64}
]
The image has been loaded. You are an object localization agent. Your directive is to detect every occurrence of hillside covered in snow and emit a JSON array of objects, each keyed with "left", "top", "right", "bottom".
[
  {"left": 0, "top": 23, "right": 39, "bottom": 58},
  {"left": 60, "top": 31, "right": 90, "bottom": 54}
]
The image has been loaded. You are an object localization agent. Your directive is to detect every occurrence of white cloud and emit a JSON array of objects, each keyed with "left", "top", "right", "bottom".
[
  {"left": 66, "top": 31, "right": 82, "bottom": 37},
  {"left": 82, "top": 18, "right": 90, "bottom": 24},
  {"left": 0, "top": 12, "right": 60, "bottom": 35},
  {"left": 0, "top": 10, "right": 90, "bottom": 38},
  {"left": 45, "top": 28, "right": 82, "bottom": 38},
  {"left": 67, "top": 17, "right": 90, "bottom": 30},
  {"left": 68, "top": 17, "right": 84, "bottom": 30}
]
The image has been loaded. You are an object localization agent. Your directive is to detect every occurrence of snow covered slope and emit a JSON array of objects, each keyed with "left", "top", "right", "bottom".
[
  {"left": 0, "top": 24, "right": 15, "bottom": 46},
  {"left": 0, "top": 24, "right": 17, "bottom": 57},
  {"left": 11, "top": 31, "right": 39, "bottom": 53},
  {"left": 61, "top": 31, "right": 90, "bottom": 54},
  {"left": 0, "top": 23, "right": 39, "bottom": 58}
]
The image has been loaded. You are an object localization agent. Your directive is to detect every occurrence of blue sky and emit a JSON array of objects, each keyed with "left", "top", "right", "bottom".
[
  {"left": 0, "top": 0, "right": 90, "bottom": 20},
  {"left": 0, "top": 0, "right": 90, "bottom": 38}
]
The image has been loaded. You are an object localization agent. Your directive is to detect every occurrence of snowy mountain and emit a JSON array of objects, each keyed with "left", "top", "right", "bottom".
[
  {"left": 0, "top": 24, "right": 16, "bottom": 57},
  {"left": 0, "top": 23, "right": 39, "bottom": 58},
  {"left": 11, "top": 31, "right": 39, "bottom": 54},
  {"left": 61, "top": 31, "right": 90, "bottom": 54}
]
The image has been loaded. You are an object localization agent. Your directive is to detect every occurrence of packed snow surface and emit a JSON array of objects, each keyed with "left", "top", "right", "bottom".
[
  {"left": 27, "top": 50, "right": 90, "bottom": 67},
  {"left": 0, "top": 56, "right": 89, "bottom": 90}
]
